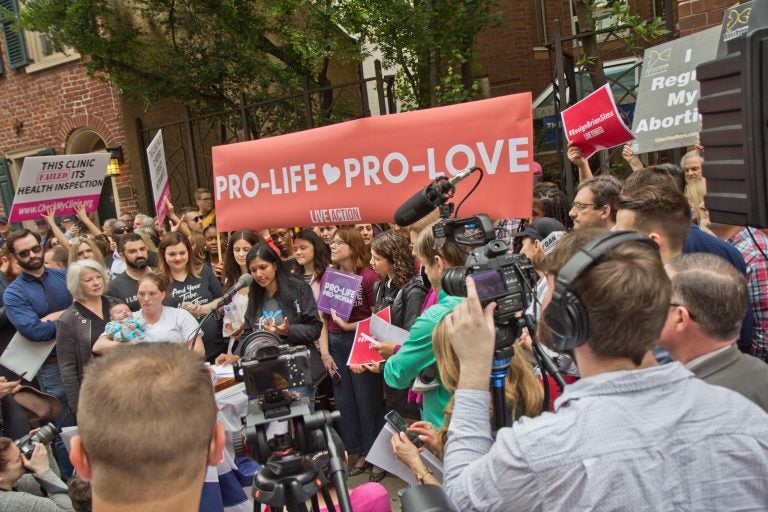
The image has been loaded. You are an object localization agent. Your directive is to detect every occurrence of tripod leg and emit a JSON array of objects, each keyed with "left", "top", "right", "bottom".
[
  {"left": 319, "top": 486, "right": 335, "bottom": 512},
  {"left": 310, "top": 494, "right": 320, "bottom": 512}
]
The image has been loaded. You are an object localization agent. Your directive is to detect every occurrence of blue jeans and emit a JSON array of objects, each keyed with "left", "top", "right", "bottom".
[
  {"left": 329, "top": 331, "right": 384, "bottom": 454},
  {"left": 287, "top": 384, "right": 316, "bottom": 414},
  {"left": 36, "top": 362, "right": 76, "bottom": 479}
]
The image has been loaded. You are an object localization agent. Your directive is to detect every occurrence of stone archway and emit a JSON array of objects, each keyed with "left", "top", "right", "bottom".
[{"left": 65, "top": 128, "right": 119, "bottom": 221}]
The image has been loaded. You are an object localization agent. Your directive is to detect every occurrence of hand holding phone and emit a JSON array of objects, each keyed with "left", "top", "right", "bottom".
[{"left": 385, "top": 410, "right": 422, "bottom": 448}]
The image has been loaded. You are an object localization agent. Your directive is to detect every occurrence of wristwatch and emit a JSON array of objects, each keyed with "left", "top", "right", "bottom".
[{"left": 415, "top": 466, "right": 433, "bottom": 484}]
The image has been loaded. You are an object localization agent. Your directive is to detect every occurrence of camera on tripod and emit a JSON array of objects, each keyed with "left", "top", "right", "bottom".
[
  {"left": 437, "top": 214, "right": 536, "bottom": 348},
  {"left": 234, "top": 337, "right": 312, "bottom": 401},
  {"left": 234, "top": 331, "right": 352, "bottom": 512}
]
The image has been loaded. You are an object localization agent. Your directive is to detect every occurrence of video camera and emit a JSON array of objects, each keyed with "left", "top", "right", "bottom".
[
  {"left": 233, "top": 331, "right": 352, "bottom": 512},
  {"left": 436, "top": 214, "right": 536, "bottom": 348},
  {"left": 15, "top": 423, "right": 57, "bottom": 459}
]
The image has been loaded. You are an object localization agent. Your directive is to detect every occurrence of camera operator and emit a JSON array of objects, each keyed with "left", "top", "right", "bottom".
[
  {"left": 0, "top": 434, "right": 73, "bottom": 511},
  {"left": 441, "top": 228, "right": 768, "bottom": 511}
]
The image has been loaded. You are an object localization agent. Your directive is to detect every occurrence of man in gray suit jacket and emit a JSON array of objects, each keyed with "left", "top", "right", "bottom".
[{"left": 660, "top": 253, "right": 768, "bottom": 411}]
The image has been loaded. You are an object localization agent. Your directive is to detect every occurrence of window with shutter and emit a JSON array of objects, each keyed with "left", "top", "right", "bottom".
[
  {"left": 0, "top": 0, "right": 29, "bottom": 69},
  {"left": 0, "top": 159, "right": 16, "bottom": 217}
]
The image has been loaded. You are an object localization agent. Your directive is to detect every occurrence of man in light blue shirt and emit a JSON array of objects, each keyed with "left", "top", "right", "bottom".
[{"left": 442, "top": 228, "right": 768, "bottom": 511}]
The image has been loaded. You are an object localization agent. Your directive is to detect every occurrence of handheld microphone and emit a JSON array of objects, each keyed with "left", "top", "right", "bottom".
[
  {"left": 393, "top": 168, "right": 476, "bottom": 226},
  {"left": 218, "top": 274, "right": 254, "bottom": 305}
]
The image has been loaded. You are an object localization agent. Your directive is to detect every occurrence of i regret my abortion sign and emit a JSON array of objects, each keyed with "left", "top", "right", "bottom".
[{"left": 212, "top": 93, "right": 534, "bottom": 230}]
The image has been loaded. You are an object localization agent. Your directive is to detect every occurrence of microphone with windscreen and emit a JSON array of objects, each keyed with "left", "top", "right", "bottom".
[
  {"left": 219, "top": 274, "right": 254, "bottom": 306},
  {"left": 393, "top": 168, "right": 476, "bottom": 226}
]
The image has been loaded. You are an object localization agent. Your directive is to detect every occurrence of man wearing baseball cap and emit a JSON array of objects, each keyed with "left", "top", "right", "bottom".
[
  {"left": 59, "top": 215, "right": 79, "bottom": 240},
  {"left": 514, "top": 217, "right": 567, "bottom": 265}
]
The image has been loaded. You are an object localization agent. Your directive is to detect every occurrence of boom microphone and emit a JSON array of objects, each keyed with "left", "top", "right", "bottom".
[
  {"left": 393, "top": 168, "right": 476, "bottom": 226},
  {"left": 219, "top": 274, "right": 254, "bottom": 305}
]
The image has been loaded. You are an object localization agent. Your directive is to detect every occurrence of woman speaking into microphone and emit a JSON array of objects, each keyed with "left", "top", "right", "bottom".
[{"left": 218, "top": 243, "right": 323, "bottom": 408}]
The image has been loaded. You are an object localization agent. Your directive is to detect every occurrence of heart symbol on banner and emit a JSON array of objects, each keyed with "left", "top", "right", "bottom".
[{"left": 322, "top": 163, "right": 341, "bottom": 185}]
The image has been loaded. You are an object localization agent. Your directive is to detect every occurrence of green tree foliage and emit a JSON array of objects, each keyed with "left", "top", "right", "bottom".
[
  {"left": 336, "top": 0, "right": 500, "bottom": 110},
  {"left": 18, "top": 0, "right": 358, "bottom": 111},
  {"left": 574, "top": 0, "right": 668, "bottom": 91}
]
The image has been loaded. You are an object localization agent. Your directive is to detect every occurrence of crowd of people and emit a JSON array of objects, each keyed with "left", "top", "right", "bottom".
[{"left": 0, "top": 138, "right": 766, "bottom": 511}]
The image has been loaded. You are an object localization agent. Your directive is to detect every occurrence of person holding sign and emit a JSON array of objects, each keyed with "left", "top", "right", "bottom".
[
  {"left": 365, "top": 231, "right": 427, "bottom": 420},
  {"left": 318, "top": 226, "right": 382, "bottom": 479}
]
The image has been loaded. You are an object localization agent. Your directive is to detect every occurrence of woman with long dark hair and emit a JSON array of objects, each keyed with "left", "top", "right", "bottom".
[
  {"left": 218, "top": 230, "right": 264, "bottom": 340},
  {"left": 220, "top": 243, "right": 323, "bottom": 407},
  {"left": 221, "top": 230, "right": 264, "bottom": 291},
  {"left": 318, "top": 226, "right": 383, "bottom": 480},
  {"left": 292, "top": 229, "right": 331, "bottom": 294}
]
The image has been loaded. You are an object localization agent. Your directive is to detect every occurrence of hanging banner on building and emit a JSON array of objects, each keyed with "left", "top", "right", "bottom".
[
  {"left": 631, "top": 26, "right": 720, "bottom": 153},
  {"left": 561, "top": 84, "right": 635, "bottom": 158},
  {"left": 8, "top": 153, "right": 109, "bottom": 223},
  {"left": 146, "top": 130, "right": 171, "bottom": 225},
  {"left": 212, "top": 93, "right": 534, "bottom": 231}
]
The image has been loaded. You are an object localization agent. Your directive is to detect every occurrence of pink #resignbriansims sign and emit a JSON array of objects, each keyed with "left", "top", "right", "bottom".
[
  {"left": 561, "top": 84, "right": 635, "bottom": 158},
  {"left": 8, "top": 153, "right": 109, "bottom": 223}
]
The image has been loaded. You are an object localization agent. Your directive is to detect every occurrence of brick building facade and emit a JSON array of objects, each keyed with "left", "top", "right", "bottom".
[
  {"left": 678, "top": 0, "right": 732, "bottom": 36},
  {"left": 0, "top": 46, "right": 141, "bottom": 220},
  {"left": 475, "top": 0, "right": 665, "bottom": 101},
  {"left": 0, "top": 0, "right": 734, "bottom": 225}
]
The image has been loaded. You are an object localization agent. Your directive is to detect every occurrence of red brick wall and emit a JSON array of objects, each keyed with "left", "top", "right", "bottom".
[
  {"left": 475, "top": 0, "right": 573, "bottom": 99},
  {"left": 678, "top": 0, "right": 731, "bottom": 36},
  {"left": 0, "top": 56, "right": 139, "bottom": 216},
  {"left": 475, "top": 0, "right": 661, "bottom": 100}
]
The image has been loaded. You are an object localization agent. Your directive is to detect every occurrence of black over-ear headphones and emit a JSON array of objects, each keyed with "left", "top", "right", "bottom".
[{"left": 543, "top": 231, "right": 659, "bottom": 351}]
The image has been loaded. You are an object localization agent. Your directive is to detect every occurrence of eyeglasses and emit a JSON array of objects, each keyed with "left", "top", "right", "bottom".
[
  {"left": 571, "top": 202, "right": 597, "bottom": 211},
  {"left": 272, "top": 231, "right": 290, "bottom": 239},
  {"left": 17, "top": 245, "right": 43, "bottom": 258},
  {"left": 113, "top": 226, "right": 134, "bottom": 235},
  {"left": 329, "top": 239, "right": 347, "bottom": 247},
  {"left": 187, "top": 216, "right": 202, "bottom": 223},
  {"left": 198, "top": 196, "right": 214, "bottom": 202}
]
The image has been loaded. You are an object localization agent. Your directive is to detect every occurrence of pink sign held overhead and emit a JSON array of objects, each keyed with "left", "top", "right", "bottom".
[{"left": 561, "top": 84, "right": 635, "bottom": 158}]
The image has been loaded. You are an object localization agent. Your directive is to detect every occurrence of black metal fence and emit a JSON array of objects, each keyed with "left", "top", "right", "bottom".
[{"left": 136, "top": 64, "right": 395, "bottom": 211}]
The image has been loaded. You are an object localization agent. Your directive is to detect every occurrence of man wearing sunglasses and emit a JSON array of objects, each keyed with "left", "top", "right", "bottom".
[
  {"left": 108, "top": 221, "right": 158, "bottom": 278},
  {"left": 2, "top": 229, "right": 75, "bottom": 477},
  {"left": 179, "top": 207, "right": 204, "bottom": 235}
]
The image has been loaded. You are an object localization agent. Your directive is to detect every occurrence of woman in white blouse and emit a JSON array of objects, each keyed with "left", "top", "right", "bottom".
[{"left": 94, "top": 273, "right": 204, "bottom": 356}]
